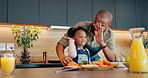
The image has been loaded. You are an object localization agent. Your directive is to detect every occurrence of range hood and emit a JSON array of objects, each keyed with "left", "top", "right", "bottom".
[{"left": 48, "top": 25, "right": 70, "bottom": 30}]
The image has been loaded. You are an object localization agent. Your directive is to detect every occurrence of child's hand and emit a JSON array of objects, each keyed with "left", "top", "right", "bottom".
[
  {"left": 63, "top": 37, "right": 73, "bottom": 40},
  {"left": 59, "top": 56, "right": 73, "bottom": 66}
]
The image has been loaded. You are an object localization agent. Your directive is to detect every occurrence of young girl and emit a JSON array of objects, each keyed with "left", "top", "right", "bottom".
[{"left": 64, "top": 27, "right": 91, "bottom": 65}]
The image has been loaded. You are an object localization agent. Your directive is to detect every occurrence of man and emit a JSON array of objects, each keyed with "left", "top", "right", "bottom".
[{"left": 56, "top": 10, "right": 116, "bottom": 66}]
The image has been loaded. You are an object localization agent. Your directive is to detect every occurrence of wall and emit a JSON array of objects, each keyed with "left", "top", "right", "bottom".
[
  {"left": 0, "top": 27, "right": 68, "bottom": 64},
  {"left": 0, "top": 27, "right": 147, "bottom": 64}
]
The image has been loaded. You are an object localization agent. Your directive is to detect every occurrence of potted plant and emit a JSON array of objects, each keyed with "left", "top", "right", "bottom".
[
  {"left": 10, "top": 25, "right": 41, "bottom": 64},
  {"left": 143, "top": 34, "right": 148, "bottom": 54},
  {"left": 143, "top": 34, "right": 148, "bottom": 49}
]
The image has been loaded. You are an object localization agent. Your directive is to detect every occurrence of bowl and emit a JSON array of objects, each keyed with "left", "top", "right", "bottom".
[
  {"left": 110, "top": 62, "right": 119, "bottom": 68},
  {"left": 111, "top": 63, "right": 119, "bottom": 68}
]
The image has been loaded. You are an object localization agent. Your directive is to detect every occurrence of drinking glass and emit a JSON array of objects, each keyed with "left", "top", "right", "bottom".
[{"left": 0, "top": 52, "right": 16, "bottom": 74}]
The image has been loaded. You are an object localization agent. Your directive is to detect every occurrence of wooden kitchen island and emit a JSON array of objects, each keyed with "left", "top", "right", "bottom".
[{"left": 0, "top": 67, "right": 148, "bottom": 78}]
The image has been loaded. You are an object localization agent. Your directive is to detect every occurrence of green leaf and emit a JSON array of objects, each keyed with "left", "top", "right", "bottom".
[
  {"left": 31, "top": 44, "right": 33, "bottom": 47},
  {"left": 10, "top": 25, "right": 41, "bottom": 50},
  {"left": 17, "top": 40, "right": 20, "bottom": 43}
]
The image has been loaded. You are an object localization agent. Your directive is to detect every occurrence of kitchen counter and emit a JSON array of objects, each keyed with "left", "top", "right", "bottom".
[{"left": 0, "top": 67, "right": 148, "bottom": 78}]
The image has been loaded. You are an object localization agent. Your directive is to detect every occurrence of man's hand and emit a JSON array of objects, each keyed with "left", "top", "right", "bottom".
[
  {"left": 94, "top": 22, "right": 105, "bottom": 46},
  {"left": 59, "top": 56, "right": 73, "bottom": 66}
]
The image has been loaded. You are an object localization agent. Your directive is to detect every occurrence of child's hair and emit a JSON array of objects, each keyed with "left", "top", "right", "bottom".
[{"left": 67, "top": 27, "right": 87, "bottom": 37}]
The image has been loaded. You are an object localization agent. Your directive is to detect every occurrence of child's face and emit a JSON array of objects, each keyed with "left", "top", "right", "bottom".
[{"left": 73, "top": 30, "right": 87, "bottom": 47}]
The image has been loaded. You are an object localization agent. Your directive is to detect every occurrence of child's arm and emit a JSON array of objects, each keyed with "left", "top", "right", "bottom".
[
  {"left": 68, "top": 39, "right": 77, "bottom": 58},
  {"left": 63, "top": 37, "right": 77, "bottom": 58}
]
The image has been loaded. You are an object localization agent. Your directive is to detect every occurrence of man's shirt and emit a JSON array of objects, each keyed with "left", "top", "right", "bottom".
[{"left": 59, "top": 21, "right": 116, "bottom": 61}]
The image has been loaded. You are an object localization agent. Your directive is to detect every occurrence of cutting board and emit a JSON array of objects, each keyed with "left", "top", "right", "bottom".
[{"left": 78, "top": 66, "right": 113, "bottom": 71}]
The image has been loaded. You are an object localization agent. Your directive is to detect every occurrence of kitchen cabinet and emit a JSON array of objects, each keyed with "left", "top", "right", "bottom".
[
  {"left": 2, "top": 0, "right": 148, "bottom": 30},
  {"left": 8, "top": 0, "right": 38, "bottom": 24},
  {"left": 136, "top": 0, "right": 144, "bottom": 27},
  {"left": 67, "top": 0, "right": 92, "bottom": 26},
  {"left": 93, "top": 0, "right": 116, "bottom": 29},
  {"left": 115, "top": 0, "right": 136, "bottom": 29},
  {"left": 135, "top": 0, "right": 148, "bottom": 30},
  {"left": 144, "top": 0, "right": 148, "bottom": 30},
  {"left": 39, "top": 0, "right": 67, "bottom": 26},
  {"left": 0, "top": 0, "right": 7, "bottom": 22}
]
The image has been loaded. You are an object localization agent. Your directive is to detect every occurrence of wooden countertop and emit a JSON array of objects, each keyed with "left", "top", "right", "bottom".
[{"left": 0, "top": 67, "right": 148, "bottom": 78}]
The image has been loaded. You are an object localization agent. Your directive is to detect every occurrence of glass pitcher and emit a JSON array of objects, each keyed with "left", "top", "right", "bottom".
[{"left": 129, "top": 28, "right": 148, "bottom": 73}]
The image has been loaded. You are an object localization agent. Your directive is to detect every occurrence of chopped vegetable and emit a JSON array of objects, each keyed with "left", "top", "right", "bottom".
[
  {"left": 93, "top": 61, "right": 104, "bottom": 65},
  {"left": 99, "top": 65, "right": 110, "bottom": 67},
  {"left": 103, "top": 59, "right": 111, "bottom": 66},
  {"left": 67, "top": 62, "right": 79, "bottom": 66},
  {"left": 93, "top": 59, "right": 112, "bottom": 67}
]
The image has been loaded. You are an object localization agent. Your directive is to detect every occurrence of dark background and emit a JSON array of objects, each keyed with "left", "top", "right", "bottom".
[{"left": 0, "top": 0, "right": 147, "bottom": 30}]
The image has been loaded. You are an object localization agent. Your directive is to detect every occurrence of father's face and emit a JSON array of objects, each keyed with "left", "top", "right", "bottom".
[{"left": 93, "top": 14, "right": 112, "bottom": 31}]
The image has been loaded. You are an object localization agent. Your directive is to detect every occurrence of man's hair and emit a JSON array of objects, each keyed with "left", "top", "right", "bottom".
[
  {"left": 67, "top": 27, "right": 87, "bottom": 37},
  {"left": 97, "top": 10, "right": 113, "bottom": 19}
]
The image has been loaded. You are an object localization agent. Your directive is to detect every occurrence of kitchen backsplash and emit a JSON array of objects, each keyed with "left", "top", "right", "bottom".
[{"left": 0, "top": 26, "right": 147, "bottom": 64}]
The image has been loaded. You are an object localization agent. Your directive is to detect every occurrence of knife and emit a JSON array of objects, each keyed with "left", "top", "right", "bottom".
[{"left": 56, "top": 68, "right": 78, "bottom": 73}]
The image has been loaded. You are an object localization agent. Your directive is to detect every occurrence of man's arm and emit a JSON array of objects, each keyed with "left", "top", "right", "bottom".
[
  {"left": 56, "top": 42, "right": 73, "bottom": 66},
  {"left": 100, "top": 43, "right": 116, "bottom": 62},
  {"left": 93, "top": 22, "right": 116, "bottom": 62},
  {"left": 94, "top": 30, "right": 116, "bottom": 62}
]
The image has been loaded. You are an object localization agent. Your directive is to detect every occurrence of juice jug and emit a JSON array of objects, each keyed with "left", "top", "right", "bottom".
[{"left": 129, "top": 28, "right": 148, "bottom": 72}]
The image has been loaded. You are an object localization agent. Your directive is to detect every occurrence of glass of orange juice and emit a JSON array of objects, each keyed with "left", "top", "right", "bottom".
[{"left": 0, "top": 52, "right": 15, "bottom": 74}]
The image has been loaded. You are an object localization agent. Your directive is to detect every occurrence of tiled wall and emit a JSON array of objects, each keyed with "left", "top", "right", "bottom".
[{"left": 0, "top": 27, "right": 147, "bottom": 63}]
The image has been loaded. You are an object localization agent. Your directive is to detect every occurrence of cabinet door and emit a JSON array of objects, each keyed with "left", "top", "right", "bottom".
[
  {"left": 93, "top": 0, "right": 115, "bottom": 29},
  {"left": 136, "top": 0, "right": 144, "bottom": 27},
  {"left": 144, "top": 0, "right": 148, "bottom": 30},
  {"left": 0, "top": 0, "right": 7, "bottom": 22},
  {"left": 68, "top": 0, "right": 92, "bottom": 26},
  {"left": 136, "top": 0, "right": 147, "bottom": 30},
  {"left": 8, "top": 0, "right": 38, "bottom": 24},
  {"left": 115, "top": 0, "right": 136, "bottom": 29},
  {"left": 39, "top": 0, "right": 66, "bottom": 26}
]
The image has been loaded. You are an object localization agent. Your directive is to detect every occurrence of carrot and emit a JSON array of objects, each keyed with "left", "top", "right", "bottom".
[
  {"left": 99, "top": 65, "right": 110, "bottom": 67},
  {"left": 93, "top": 61, "right": 104, "bottom": 65},
  {"left": 103, "top": 59, "right": 111, "bottom": 66},
  {"left": 67, "top": 62, "right": 79, "bottom": 66}
]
